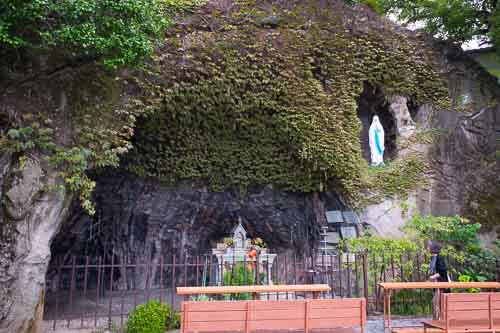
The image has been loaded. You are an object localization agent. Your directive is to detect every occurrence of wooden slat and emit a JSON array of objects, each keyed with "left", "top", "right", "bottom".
[
  {"left": 250, "top": 300, "right": 309, "bottom": 311},
  {"left": 310, "top": 308, "right": 363, "bottom": 320},
  {"left": 183, "top": 301, "right": 248, "bottom": 312},
  {"left": 448, "top": 309, "right": 500, "bottom": 318},
  {"left": 251, "top": 308, "right": 304, "bottom": 321},
  {"left": 177, "top": 284, "right": 331, "bottom": 295},
  {"left": 448, "top": 301, "right": 489, "bottom": 311},
  {"left": 250, "top": 319, "right": 304, "bottom": 331},
  {"left": 436, "top": 292, "right": 500, "bottom": 333},
  {"left": 448, "top": 310, "right": 489, "bottom": 321},
  {"left": 309, "top": 317, "right": 364, "bottom": 329},
  {"left": 361, "top": 298, "right": 367, "bottom": 326},
  {"left": 245, "top": 302, "right": 250, "bottom": 333},
  {"left": 182, "top": 302, "right": 186, "bottom": 333},
  {"left": 184, "top": 320, "right": 245, "bottom": 332},
  {"left": 447, "top": 293, "right": 490, "bottom": 302},
  {"left": 379, "top": 282, "right": 500, "bottom": 290},
  {"left": 309, "top": 298, "right": 364, "bottom": 309},
  {"left": 181, "top": 294, "right": 366, "bottom": 333},
  {"left": 186, "top": 310, "right": 247, "bottom": 322},
  {"left": 305, "top": 300, "right": 309, "bottom": 333},
  {"left": 448, "top": 319, "right": 494, "bottom": 329}
]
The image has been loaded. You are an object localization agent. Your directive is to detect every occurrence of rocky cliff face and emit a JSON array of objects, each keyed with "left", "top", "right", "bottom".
[
  {"left": 424, "top": 47, "right": 499, "bottom": 239},
  {"left": 0, "top": 1, "right": 499, "bottom": 332},
  {"left": 0, "top": 64, "right": 117, "bottom": 332},
  {"left": 0, "top": 155, "right": 72, "bottom": 333},
  {"left": 49, "top": 171, "right": 346, "bottom": 270},
  {"left": 362, "top": 43, "right": 500, "bottom": 238}
]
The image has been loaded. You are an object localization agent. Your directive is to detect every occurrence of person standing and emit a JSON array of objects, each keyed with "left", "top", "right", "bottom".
[{"left": 428, "top": 240, "right": 450, "bottom": 319}]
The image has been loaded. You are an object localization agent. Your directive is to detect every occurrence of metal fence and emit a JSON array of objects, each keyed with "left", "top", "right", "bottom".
[{"left": 43, "top": 251, "right": 500, "bottom": 331}]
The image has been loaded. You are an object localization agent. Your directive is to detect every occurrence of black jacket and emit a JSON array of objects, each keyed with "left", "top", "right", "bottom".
[{"left": 429, "top": 255, "right": 449, "bottom": 282}]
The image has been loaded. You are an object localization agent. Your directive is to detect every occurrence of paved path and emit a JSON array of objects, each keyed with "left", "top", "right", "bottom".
[{"left": 43, "top": 316, "right": 431, "bottom": 333}]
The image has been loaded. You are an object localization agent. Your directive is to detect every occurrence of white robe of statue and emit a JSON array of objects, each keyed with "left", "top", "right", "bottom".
[{"left": 368, "top": 115, "right": 385, "bottom": 166}]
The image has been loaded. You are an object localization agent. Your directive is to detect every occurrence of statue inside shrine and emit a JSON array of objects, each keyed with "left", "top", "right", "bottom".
[
  {"left": 369, "top": 115, "right": 385, "bottom": 166},
  {"left": 235, "top": 231, "right": 245, "bottom": 248}
]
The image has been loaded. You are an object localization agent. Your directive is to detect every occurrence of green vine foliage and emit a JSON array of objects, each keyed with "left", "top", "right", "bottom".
[
  {"left": 0, "top": 0, "right": 204, "bottom": 214},
  {"left": 360, "top": 152, "right": 428, "bottom": 205},
  {"left": 0, "top": 0, "right": 202, "bottom": 69},
  {"left": 127, "top": 0, "right": 451, "bottom": 204},
  {"left": 0, "top": 72, "right": 148, "bottom": 214}
]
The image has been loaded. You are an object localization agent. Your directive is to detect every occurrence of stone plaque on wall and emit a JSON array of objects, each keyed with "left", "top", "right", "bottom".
[
  {"left": 340, "top": 226, "right": 357, "bottom": 239},
  {"left": 325, "top": 232, "right": 341, "bottom": 244},
  {"left": 326, "top": 211, "right": 344, "bottom": 223},
  {"left": 342, "top": 211, "right": 360, "bottom": 224}
]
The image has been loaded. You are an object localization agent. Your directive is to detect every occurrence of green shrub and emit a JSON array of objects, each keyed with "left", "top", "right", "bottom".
[
  {"left": 126, "top": 300, "right": 179, "bottom": 333},
  {"left": 403, "top": 215, "right": 481, "bottom": 258},
  {"left": 392, "top": 289, "right": 433, "bottom": 316},
  {"left": 404, "top": 214, "right": 498, "bottom": 280},
  {"left": 453, "top": 274, "right": 482, "bottom": 293},
  {"left": 223, "top": 264, "right": 255, "bottom": 300}
]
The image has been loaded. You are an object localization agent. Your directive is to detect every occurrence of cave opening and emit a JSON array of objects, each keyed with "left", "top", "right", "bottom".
[{"left": 356, "top": 83, "right": 397, "bottom": 162}]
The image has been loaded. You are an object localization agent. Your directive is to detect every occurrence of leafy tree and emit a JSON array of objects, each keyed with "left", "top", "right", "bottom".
[
  {"left": 346, "top": 0, "right": 500, "bottom": 49},
  {"left": 403, "top": 214, "right": 497, "bottom": 280},
  {"left": 0, "top": 0, "right": 200, "bottom": 69},
  {"left": 403, "top": 214, "right": 482, "bottom": 255}
]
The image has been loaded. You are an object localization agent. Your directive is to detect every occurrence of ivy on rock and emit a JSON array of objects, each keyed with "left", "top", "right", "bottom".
[
  {"left": 127, "top": 0, "right": 451, "bottom": 205},
  {"left": 0, "top": 0, "right": 202, "bottom": 69},
  {"left": 0, "top": 1, "right": 202, "bottom": 214}
]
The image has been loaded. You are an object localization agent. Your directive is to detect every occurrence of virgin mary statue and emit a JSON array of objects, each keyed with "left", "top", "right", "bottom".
[{"left": 368, "top": 115, "right": 385, "bottom": 166}]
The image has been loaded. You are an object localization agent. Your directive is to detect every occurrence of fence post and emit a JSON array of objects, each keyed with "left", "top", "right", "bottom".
[
  {"left": 338, "top": 254, "right": 343, "bottom": 297},
  {"left": 68, "top": 256, "right": 76, "bottom": 328},
  {"left": 255, "top": 254, "right": 260, "bottom": 285},
  {"left": 362, "top": 252, "right": 369, "bottom": 316},
  {"left": 108, "top": 254, "right": 115, "bottom": 330},
  {"left": 171, "top": 254, "right": 176, "bottom": 307}
]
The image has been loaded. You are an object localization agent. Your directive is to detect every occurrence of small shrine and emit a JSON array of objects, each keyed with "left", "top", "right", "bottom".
[{"left": 211, "top": 219, "right": 276, "bottom": 285}]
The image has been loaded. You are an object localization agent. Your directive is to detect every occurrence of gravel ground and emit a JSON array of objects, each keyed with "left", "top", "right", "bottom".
[{"left": 42, "top": 316, "right": 431, "bottom": 333}]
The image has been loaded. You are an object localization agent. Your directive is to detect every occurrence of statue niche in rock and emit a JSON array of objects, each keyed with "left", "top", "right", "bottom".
[{"left": 369, "top": 115, "right": 385, "bottom": 166}]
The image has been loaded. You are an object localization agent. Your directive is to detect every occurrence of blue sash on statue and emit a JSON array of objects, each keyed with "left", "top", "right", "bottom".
[{"left": 375, "top": 129, "right": 383, "bottom": 155}]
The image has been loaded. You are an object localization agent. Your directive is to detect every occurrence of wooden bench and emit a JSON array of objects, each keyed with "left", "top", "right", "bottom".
[
  {"left": 423, "top": 292, "right": 500, "bottom": 333},
  {"left": 379, "top": 282, "right": 500, "bottom": 331},
  {"left": 177, "top": 284, "right": 332, "bottom": 300},
  {"left": 177, "top": 284, "right": 366, "bottom": 333}
]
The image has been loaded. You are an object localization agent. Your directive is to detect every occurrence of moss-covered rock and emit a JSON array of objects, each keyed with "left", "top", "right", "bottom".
[{"left": 126, "top": 0, "right": 450, "bottom": 204}]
